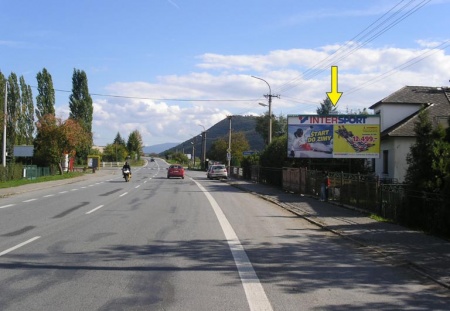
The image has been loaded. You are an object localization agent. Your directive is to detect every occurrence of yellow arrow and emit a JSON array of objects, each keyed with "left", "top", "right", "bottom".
[{"left": 326, "top": 66, "right": 343, "bottom": 106}]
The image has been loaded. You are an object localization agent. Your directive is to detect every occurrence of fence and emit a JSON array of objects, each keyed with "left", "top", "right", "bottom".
[{"left": 230, "top": 165, "right": 449, "bottom": 237}]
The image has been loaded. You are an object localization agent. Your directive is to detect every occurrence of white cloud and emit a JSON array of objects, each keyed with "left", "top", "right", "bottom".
[{"left": 90, "top": 43, "right": 450, "bottom": 147}]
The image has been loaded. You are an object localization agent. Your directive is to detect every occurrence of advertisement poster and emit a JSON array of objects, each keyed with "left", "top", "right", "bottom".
[{"left": 287, "top": 115, "right": 380, "bottom": 159}]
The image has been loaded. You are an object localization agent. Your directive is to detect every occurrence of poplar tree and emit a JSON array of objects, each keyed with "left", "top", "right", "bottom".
[
  {"left": 7, "top": 73, "right": 20, "bottom": 157},
  {"left": 36, "top": 68, "right": 55, "bottom": 119},
  {"left": 18, "top": 76, "right": 35, "bottom": 145},
  {"left": 69, "top": 68, "right": 93, "bottom": 162},
  {"left": 127, "top": 130, "right": 143, "bottom": 160}
]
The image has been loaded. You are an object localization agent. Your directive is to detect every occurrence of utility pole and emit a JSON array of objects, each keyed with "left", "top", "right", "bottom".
[
  {"left": 227, "top": 115, "right": 232, "bottom": 171},
  {"left": 199, "top": 125, "right": 206, "bottom": 170},
  {"left": 251, "top": 76, "right": 279, "bottom": 144},
  {"left": 3, "top": 81, "right": 7, "bottom": 167}
]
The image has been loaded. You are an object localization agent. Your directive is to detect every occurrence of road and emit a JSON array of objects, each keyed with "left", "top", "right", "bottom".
[{"left": 1, "top": 159, "right": 449, "bottom": 310}]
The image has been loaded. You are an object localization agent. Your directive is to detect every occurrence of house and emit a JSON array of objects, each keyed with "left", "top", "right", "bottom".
[{"left": 369, "top": 86, "right": 450, "bottom": 183}]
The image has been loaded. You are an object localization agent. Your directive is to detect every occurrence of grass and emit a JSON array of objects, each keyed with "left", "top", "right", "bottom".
[
  {"left": 0, "top": 172, "right": 86, "bottom": 189},
  {"left": 369, "top": 214, "right": 392, "bottom": 223}
]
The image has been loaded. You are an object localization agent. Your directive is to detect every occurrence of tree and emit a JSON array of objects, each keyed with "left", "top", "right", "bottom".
[
  {"left": 7, "top": 73, "right": 20, "bottom": 158},
  {"left": 36, "top": 68, "right": 55, "bottom": 119},
  {"left": 69, "top": 68, "right": 93, "bottom": 163},
  {"left": 127, "top": 130, "right": 143, "bottom": 160},
  {"left": 34, "top": 114, "right": 91, "bottom": 174},
  {"left": 17, "top": 76, "right": 34, "bottom": 145},
  {"left": 207, "top": 131, "right": 250, "bottom": 165},
  {"left": 255, "top": 113, "right": 287, "bottom": 145},
  {"left": 316, "top": 97, "right": 337, "bottom": 115},
  {"left": 259, "top": 135, "right": 287, "bottom": 168},
  {"left": 102, "top": 143, "right": 128, "bottom": 162},
  {"left": 113, "top": 132, "right": 126, "bottom": 146},
  {"left": 405, "top": 108, "right": 436, "bottom": 191}
]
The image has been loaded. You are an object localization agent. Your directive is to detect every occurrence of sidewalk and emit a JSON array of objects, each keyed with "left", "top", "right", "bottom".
[{"left": 228, "top": 178, "right": 450, "bottom": 290}]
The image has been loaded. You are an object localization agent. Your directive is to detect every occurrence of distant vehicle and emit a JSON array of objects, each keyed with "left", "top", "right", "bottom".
[
  {"left": 150, "top": 158, "right": 155, "bottom": 162},
  {"left": 167, "top": 164, "right": 185, "bottom": 179},
  {"left": 207, "top": 165, "right": 228, "bottom": 180}
]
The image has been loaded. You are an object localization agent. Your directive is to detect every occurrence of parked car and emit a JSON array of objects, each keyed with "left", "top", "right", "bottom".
[
  {"left": 207, "top": 165, "right": 228, "bottom": 180},
  {"left": 167, "top": 164, "right": 185, "bottom": 179}
]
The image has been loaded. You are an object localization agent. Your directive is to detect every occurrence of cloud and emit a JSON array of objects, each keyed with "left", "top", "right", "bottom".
[{"left": 88, "top": 43, "right": 450, "bottom": 146}]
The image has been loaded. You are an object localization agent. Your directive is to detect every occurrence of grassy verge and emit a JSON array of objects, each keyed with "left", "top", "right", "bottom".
[{"left": 0, "top": 172, "right": 85, "bottom": 189}]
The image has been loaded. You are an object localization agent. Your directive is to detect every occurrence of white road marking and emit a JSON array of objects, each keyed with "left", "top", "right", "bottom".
[
  {"left": 86, "top": 205, "right": 104, "bottom": 214},
  {"left": 135, "top": 185, "right": 140, "bottom": 188},
  {"left": 0, "top": 236, "right": 41, "bottom": 257},
  {"left": 192, "top": 179, "right": 273, "bottom": 311},
  {"left": 71, "top": 189, "right": 78, "bottom": 191},
  {"left": 43, "top": 194, "right": 54, "bottom": 198},
  {"left": 59, "top": 191, "right": 68, "bottom": 194},
  {"left": 0, "top": 204, "right": 15, "bottom": 209},
  {"left": 23, "top": 199, "right": 37, "bottom": 203},
  {"left": 119, "top": 192, "right": 128, "bottom": 197}
]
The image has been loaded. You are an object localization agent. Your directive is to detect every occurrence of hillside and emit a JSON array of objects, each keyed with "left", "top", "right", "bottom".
[{"left": 159, "top": 115, "right": 265, "bottom": 155}]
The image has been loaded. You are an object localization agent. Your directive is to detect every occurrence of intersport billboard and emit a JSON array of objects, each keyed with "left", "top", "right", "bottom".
[{"left": 287, "top": 115, "right": 380, "bottom": 159}]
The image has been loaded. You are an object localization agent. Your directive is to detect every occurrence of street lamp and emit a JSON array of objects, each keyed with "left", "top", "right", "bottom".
[
  {"left": 251, "top": 75, "right": 278, "bottom": 144},
  {"left": 199, "top": 124, "right": 206, "bottom": 170}
]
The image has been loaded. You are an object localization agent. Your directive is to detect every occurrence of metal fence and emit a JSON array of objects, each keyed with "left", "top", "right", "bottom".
[{"left": 230, "top": 165, "right": 449, "bottom": 237}]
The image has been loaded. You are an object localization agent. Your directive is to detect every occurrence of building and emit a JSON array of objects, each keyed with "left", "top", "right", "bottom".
[{"left": 370, "top": 86, "right": 450, "bottom": 183}]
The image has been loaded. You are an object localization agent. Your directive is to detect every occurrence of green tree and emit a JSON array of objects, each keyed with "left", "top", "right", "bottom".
[
  {"left": 127, "top": 130, "right": 143, "bottom": 160},
  {"left": 7, "top": 73, "right": 20, "bottom": 158},
  {"left": 113, "top": 132, "right": 126, "bottom": 146},
  {"left": 207, "top": 131, "right": 250, "bottom": 165},
  {"left": 34, "top": 114, "right": 90, "bottom": 174},
  {"left": 259, "top": 135, "right": 287, "bottom": 168},
  {"left": 405, "top": 108, "right": 436, "bottom": 191},
  {"left": 102, "top": 143, "right": 128, "bottom": 162},
  {"left": 69, "top": 68, "right": 93, "bottom": 163},
  {"left": 316, "top": 97, "right": 338, "bottom": 115},
  {"left": 36, "top": 68, "right": 55, "bottom": 119},
  {"left": 17, "top": 76, "right": 34, "bottom": 145},
  {"left": 255, "top": 113, "right": 287, "bottom": 145}
]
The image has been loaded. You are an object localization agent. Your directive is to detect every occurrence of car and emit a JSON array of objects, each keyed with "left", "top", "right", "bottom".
[
  {"left": 150, "top": 158, "right": 155, "bottom": 162},
  {"left": 167, "top": 164, "right": 185, "bottom": 179},
  {"left": 207, "top": 164, "right": 228, "bottom": 180}
]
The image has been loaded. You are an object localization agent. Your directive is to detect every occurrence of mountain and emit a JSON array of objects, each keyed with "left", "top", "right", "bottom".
[
  {"left": 159, "top": 115, "right": 265, "bottom": 155},
  {"left": 143, "top": 143, "right": 178, "bottom": 154}
]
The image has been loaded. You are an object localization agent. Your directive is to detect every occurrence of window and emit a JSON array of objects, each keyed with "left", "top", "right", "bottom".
[{"left": 382, "top": 150, "right": 389, "bottom": 174}]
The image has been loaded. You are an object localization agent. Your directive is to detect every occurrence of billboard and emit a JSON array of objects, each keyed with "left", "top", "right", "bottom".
[{"left": 287, "top": 115, "right": 380, "bottom": 159}]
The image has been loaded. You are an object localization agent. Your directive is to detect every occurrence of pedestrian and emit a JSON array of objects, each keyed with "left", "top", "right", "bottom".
[{"left": 323, "top": 171, "right": 331, "bottom": 202}]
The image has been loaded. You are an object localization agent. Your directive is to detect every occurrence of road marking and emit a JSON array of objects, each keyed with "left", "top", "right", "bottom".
[
  {"left": 119, "top": 192, "right": 128, "bottom": 197},
  {"left": 0, "top": 236, "right": 41, "bottom": 257},
  {"left": 71, "top": 189, "right": 78, "bottom": 191},
  {"left": 0, "top": 204, "right": 15, "bottom": 209},
  {"left": 135, "top": 185, "right": 140, "bottom": 188},
  {"left": 86, "top": 205, "right": 104, "bottom": 214},
  {"left": 192, "top": 179, "right": 273, "bottom": 311},
  {"left": 59, "top": 191, "right": 68, "bottom": 194},
  {"left": 43, "top": 194, "right": 54, "bottom": 198},
  {"left": 23, "top": 199, "right": 37, "bottom": 203}
]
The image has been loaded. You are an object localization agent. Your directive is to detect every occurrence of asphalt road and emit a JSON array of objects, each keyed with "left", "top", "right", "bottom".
[{"left": 1, "top": 159, "right": 449, "bottom": 310}]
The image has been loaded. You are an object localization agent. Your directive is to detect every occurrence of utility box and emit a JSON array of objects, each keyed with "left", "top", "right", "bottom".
[{"left": 87, "top": 155, "right": 101, "bottom": 170}]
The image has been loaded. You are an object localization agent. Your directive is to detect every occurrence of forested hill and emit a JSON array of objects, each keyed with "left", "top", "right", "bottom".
[{"left": 161, "top": 115, "right": 265, "bottom": 155}]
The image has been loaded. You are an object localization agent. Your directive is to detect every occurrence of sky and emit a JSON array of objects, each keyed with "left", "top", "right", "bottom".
[{"left": 1, "top": 0, "right": 450, "bottom": 147}]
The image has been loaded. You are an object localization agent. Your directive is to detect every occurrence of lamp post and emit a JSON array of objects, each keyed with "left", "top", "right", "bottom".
[
  {"left": 199, "top": 124, "right": 206, "bottom": 170},
  {"left": 251, "top": 75, "right": 279, "bottom": 145}
]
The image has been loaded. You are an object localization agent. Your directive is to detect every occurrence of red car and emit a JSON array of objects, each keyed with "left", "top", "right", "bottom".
[{"left": 167, "top": 164, "right": 185, "bottom": 179}]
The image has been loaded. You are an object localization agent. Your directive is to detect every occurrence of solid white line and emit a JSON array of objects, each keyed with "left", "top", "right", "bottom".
[
  {"left": 0, "top": 236, "right": 41, "bottom": 257},
  {"left": 23, "top": 199, "right": 37, "bottom": 203},
  {"left": 86, "top": 205, "right": 104, "bottom": 214},
  {"left": 192, "top": 179, "right": 273, "bottom": 311},
  {"left": 119, "top": 192, "right": 128, "bottom": 197},
  {"left": 0, "top": 204, "right": 15, "bottom": 209}
]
